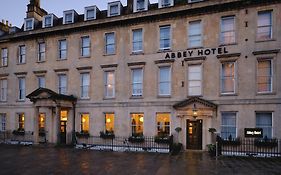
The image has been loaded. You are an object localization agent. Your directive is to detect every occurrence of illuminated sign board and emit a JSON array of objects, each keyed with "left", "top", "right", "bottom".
[{"left": 244, "top": 128, "right": 263, "bottom": 138}]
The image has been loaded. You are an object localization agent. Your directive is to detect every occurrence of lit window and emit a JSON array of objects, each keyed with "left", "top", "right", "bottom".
[
  {"left": 159, "top": 25, "right": 171, "bottom": 50},
  {"left": 105, "top": 32, "right": 115, "bottom": 55},
  {"left": 159, "top": 66, "right": 171, "bottom": 96},
  {"left": 18, "top": 77, "right": 25, "bottom": 100},
  {"left": 189, "top": 20, "right": 202, "bottom": 48},
  {"left": 220, "top": 16, "right": 235, "bottom": 44},
  {"left": 132, "top": 29, "right": 143, "bottom": 53},
  {"left": 221, "top": 62, "right": 236, "bottom": 94},
  {"left": 257, "top": 11, "right": 272, "bottom": 40},
  {"left": 105, "top": 113, "right": 114, "bottom": 133},
  {"left": 18, "top": 45, "right": 26, "bottom": 64},
  {"left": 221, "top": 112, "right": 236, "bottom": 140},
  {"left": 81, "top": 36, "right": 90, "bottom": 57},
  {"left": 81, "top": 113, "right": 89, "bottom": 133},
  {"left": 38, "top": 76, "right": 45, "bottom": 88},
  {"left": 257, "top": 59, "right": 272, "bottom": 93},
  {"left": 80, "top": 73, "right": 90, "bottom": 98},
  {"left": 131, "top": 113, "right": 144, "bottom": 136},
  {"left": 0, "top": 113, "right": 6, "bottom": 131},
  {"left": 188, "top": 65, "right": 202, "bottom": 96},
  {"left": 39, "top": 113, "right": 45, "bottom": 131},
  {"left": 85, "top": 6, "right": 97, "bottom": 21},
  {"left": 1, "top": 48, "right": 8, "bottom": 67},
  {"left": 24, "top": 18, "right": 34, "bottom": 31},
  {"left": 132, "top": 68, "right": 143, "bottom": 96},
  {"left": 156, "top": 113, "right": 170, "bottom": 136},
  {"left": 18, "top": 113, "right": 25, "bottom": 131},
  {"left": 58, "top": 74, "right": 67, "bottom": 95},
  {"left": 58, "top": 40, "right": 67, "bottom": 59},
  {"left": 38, "top": 42, "right": 45, "bottom": 62},
  {"left": 256, "top": 112, "right": 272, "bottom": 138},
  {"left": 104, "top": 71, "right": 115, "bottom": 98},
  {"left": 0, "top": 79, "right": 7, "bottom": 102}
]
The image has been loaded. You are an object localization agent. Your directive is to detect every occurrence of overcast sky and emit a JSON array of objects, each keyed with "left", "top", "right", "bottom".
[{"left": 0, "top": 0, "right": 158, "bottom": 27}]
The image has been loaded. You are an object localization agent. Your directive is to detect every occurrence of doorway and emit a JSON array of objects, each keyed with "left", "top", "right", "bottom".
[
  {"left": 60, "top": 110, "right": 68, "bottom": 144},
  {"left": 186, "top": 119, "right": 202, "bottom": 150}
]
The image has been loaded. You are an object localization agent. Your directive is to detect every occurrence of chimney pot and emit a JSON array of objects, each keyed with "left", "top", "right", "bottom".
[{"left": 6, "top": 20, "right": 8, "bottom": 26}]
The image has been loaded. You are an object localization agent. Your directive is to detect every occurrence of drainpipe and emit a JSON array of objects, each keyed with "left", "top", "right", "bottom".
[{"left": 72, "top": 101, "right": 76, "bottom": 146}]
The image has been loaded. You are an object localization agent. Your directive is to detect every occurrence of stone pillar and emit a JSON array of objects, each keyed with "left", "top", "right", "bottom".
[
  {"left": 33, "top": 107, "right": 39, "bottom": 143},
  {"left": 55, "top": 106, "right": 61, "bottom": 144}
]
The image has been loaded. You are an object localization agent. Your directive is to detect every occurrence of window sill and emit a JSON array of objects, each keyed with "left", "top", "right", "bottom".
[
  {"left": 256, "top": 92, "right": 276, "bottom": 96},
  {"left": 0, "top": 65, "right": 8, "bottom": 68},
  {"left": 220, "top": 93, "right": 237, "bottom": 97},
  {"left": 131, "top": 51, "right": 144, "bottom": 55},
  {"left": 187, "top": 46, "right": 204, "bottom": 50},
  {"left": 157, "top": 95, "right": 171, "bottom": 98},
  {"left": 103, "top": 97, "right": 116, "bottom": 100},
  {"left": 130, "top": 96, "right": 143, "bottom": 99},
  {"left": 219, "top": 43, "right": 237, "bottom": 47},
  {"left": 103, "top": 53, "right": 116, "bottom": 56},
  {"left": 57, "top": 58, "right": 67, "bottom": 61},
  {"left": 158, "top": 49, "right": 172, "bottom": 53},
  {"left": 79, "top": 97, "right": 91, "bottom": 100},
  {"left": 79, "top": 55, "right": 91, "bottom": 59},
  {"left": 17, "top": 63, "right": 26, "bottom": 65},
  {"left": 36, "top": 60, "right": 46, "bottom": 63},
  {"left": 0, "top": 101, "right": 7, "bottom": 103},
  {"left": 16, "top": 100, "right": 26, "bottom": 102},
  {"left": 255, "top": 39, "right": 276, "bottom": 43}
]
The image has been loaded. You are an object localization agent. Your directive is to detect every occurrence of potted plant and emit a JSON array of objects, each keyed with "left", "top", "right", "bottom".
[
  {"left": 75, "top": 131, "right": 90, "bottom": 138},
  {"left": 221, "top": 135, "right": 241, "bottom": 146},
  {"left": 128, "top": 133, "right": 145, "bottom": 143},
  {"left": 12, "top": 128, "right": 25, "bottom": 135},
  {"left": 154, "top": 132, "right": 171, "bottom": 144},
  {"left": 171, "top": 127, "right": 182, "bottom": 155},
  {"left": 207, "top": 144, "right": 216, "bottom": 156},
  {"left": 254, "top": 137, "right": 278, "bottom": 148},
  {"left": 100, "top": 130, "right": 115, "bottom": 139}
]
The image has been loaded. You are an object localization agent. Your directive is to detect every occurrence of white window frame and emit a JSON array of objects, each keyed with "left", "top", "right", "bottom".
[
  {"left": 108, "top": 2, "right": 121, "bottom": 17},
  {"left": 132, "top": 29, "right": 143, "bottom": 53},
  {"left": 58, "top": 39, "right": 67, "bottom": 60},
  {"left": 58, "top": 74, "right": 67, "bottom": 95},
  {"left": 188, "top": 64, "right": 202, "bottom": 96},
  {"left": 158, "top": 66, "right": 171, "bottom": 96},
  {"left": 38, "top": 42, "right": 45, "bottom": 62},
  {"left": 81, "top": 36, "right": 90, "bottom": 57},
  {"left": 37, "top": 76, "right": 45, "bottom": 88},
  {"left": 63, "top": 10, "right": 75, "bottom": 24},
  {"left": 159, "top": 25, "right": 171, "bottom": 50},
  {"left": 257, "top": 11, "right": 272, "bottom": 40},
  {"left": 188, "top": 20, "right": 202, "bottom": 48},
  {"left": 220, "top": 16, "right": 236, "bottom": 44},
  {"left": 18, "top": 45, "right": 26, "bottom": 64},
  {"left": 133, "top": 0, "right": 148, "bottom": 12},
  {"left": 0, "top": 113, "right": 6, "bottom": 131},
  {"left": 131, "top": 68, "right": 143, "bottom": 96},
  {"left": 257, "top": 59, "right": 273, "bottom": 93},
  {"left": 18, "top": 77, "right": 25, "bottom": 101},
  {"left": 80, "top": 73, "right": 90, "bottom": 99},
  {"left": 42, "top": 14, "right": 54, "bottom": 28},
  {"left": 221, "top": 112, "right": 237, "bottom": 140},
  {"left": 256, "top": 112, "right": 273, "bottom": 139},
  {"left": 158, "top": 0, "right": 174, "bottom": 8},
  {"left": 105, "top": 32, "right": 115, "bottom": 55},
  {"left": 221, "top": 61, "right": 236, "bottom": 94},
  {"left": 188, "top": 0, "right": 204, "bottom": 3},
  {"left": 104, "top": 71, "right": 115, "bottom": 98},
  {"left": 24, "top": 18, "right": 34, "bottom": 31},
  {"left": 156, "top": 113, "right": 171, "bottom": 136},
  {"left": 1, "top": 48, "right": 8, "bottom": 67},
  {"left": 0, "top": 79, "right": 7, "bottom": 102},
  {"left": 84, "top": 6, "right": 97, "bottom": 21}
]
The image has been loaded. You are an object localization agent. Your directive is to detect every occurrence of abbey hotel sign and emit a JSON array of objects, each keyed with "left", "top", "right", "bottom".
[{"left": 164, "top": 47, "right": 229, "bottom": 59}]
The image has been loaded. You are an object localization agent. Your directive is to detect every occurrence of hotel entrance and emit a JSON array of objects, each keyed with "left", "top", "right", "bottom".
[
  {"left": 60, "top": 110, "right": 68, "bottom": 144},
  {"left": 186, "top": 119, "right": 202, "bottom": 150}
]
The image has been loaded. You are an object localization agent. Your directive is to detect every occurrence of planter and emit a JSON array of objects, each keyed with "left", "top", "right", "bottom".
[
  {"left": 154, "top": 136, "right": 170, "bottom": 144},
  {"left": 100, "top": 132, "right": 115, "bottom": 139},
  {"left": 171, "top": 143, "right": 182, "bottom": 155},
  {"left": 221, "top": 139, "right": 241, "bottom": 146},
  {"left": 254, "top": 139, "right": 278, "bottom": 148},
  {"left": 75, "top": 132, "right": 90, "bottom": 138},
  {"left": 128, "top": 136, "right": 145, "bottom": 143},
  {"left": 207, "top": 144, "right": 216, "bottom": 157},
  {"left": 39, "top": 132, "right": 46, "bottom": 137},
  {"left": 12, "top": 130, "right": 25, "bottom": 136}
]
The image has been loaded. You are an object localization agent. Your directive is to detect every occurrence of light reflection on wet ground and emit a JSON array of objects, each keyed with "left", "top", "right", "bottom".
[{"left": 0, "top": 145, "right": 280, "bottom": 175}]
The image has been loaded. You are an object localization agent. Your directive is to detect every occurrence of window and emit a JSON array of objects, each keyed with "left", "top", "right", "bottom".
[
  {"left": 159, "top": 0, "right": 174, "bottom": 8},
  {"left": 58, "top": 40, "right": 67, "bottom": 59},
  {"left": 159, "top": 66, "right": 171, "bottom": 96},
  {"left": 221, "top": 112, "right": 236, "bottom": 140},
  {"left": 159, "top": 25, "right": 171, "bottom": 50},
  {"left": 257, "top": 11, "right": 272, "bottom": 40},
  {"left": 256, "top": 113, "right": 272, "bottom": 138},
  {"left": 39, "top": 113, "right": 45, "bottom": 131},
  {"left": 188, "top": 65, "right": 202, "bottom": 96},
  {"left": 104, "top": 71, "right": 115, "bottom": 98},
  {"left": 108, "top": 2, "right": 121, "bottom": 17},
  {"left": 221, "top": 62, "right": 236, "bottom": 94},
  {"left": 156, "top": 113, "right": 170, "bottom": 136},
  {"left": 1, "top": 48, "right": 8, "bottom": 67},
  {"left": 0, "top": 79, "right": 7, "bottom": 102},
  {"left": 24, "top": 18, "right": 34, "bottom": 31},
  {"left": 131, "top": 113, "right": 144, "bottom": 136},
  {"left": 58, "top": 74, "right": 67, "bottom": 95},
  {"left": 105, "top": 113, "right": 114, "bottom": 133},
  {"left": 189, "top": 20, "right": 202, "bottom": 48},
  {"left": 257, "top": 59, "right": 272, "bottom": 93},
  {"left": 134, "top": 0, "right": 148, "bottom": 12},
  {"left": 81, "top": 36, "right": 90, "bottom": 57},
  {"left": 80, "top": 113, "right": 89, "bottom": 133},
  {"left": 43, "top": 15, "right": 53, "bottom": 28},
  {"left": 0, "top": 113, "right": 6, "bottom": 131},
  {"left": 63, "top": 11, "right": 74, "bottom": 24},
  {"left": 18, "top": 45, "right": 26, "bottom": 64},
  {"left": 18, "top": 77, "right": 25, "bottom": 100},
  {"left": 38, "top": 42, "right": 45, "bottom": 62},
  {"left": 105, "top": 32, "right": 115, "bottom": 55},
  {"left": 38, "top": 76, "right": 45, "bottom": 88},
  {"left": 220, "top": 16, "right": 235, "bottom": 44},
  {"left": 132, "top": 68, "right": 143, "bottom": 96},
  {"left": 85, "top": 6, "right": 97, "bottom": 21},
  {"left": 80, "top": 73, "right": 90, "bottom": 98},
  {"left": 18, "top": 113, "right": 25, "bottom": 131},
  {"left": 132, "top": 29, "right": 143, "bottom": 53}
]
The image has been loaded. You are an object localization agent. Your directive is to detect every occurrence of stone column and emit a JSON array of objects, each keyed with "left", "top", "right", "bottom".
[
  {"left": 55, "top": 106, "right": 61, "bottom": 144},
  {"left": 33, "top": 107, "right": 39, "bottom": 143}
]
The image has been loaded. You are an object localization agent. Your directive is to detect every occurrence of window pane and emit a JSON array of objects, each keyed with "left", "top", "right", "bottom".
[
  {"left": 131, "top": 113, "right": 144, "bottom": 136},
  {"left": 80, "top": 73, "right": 90, "bottom": 98},
  {"left": 221, "top": 62, "right": 235, "bottom": 93},
  {"left": 257, "top": 11, "right": 272, "bottom": 40},
  {"left": 157, "top": 113, "right": 170, "bottom": 136},
  {"left": 133, "top": 29, "right": 143, "bottom": 52},
  {"left": 132, "top": 69, "right": 143, "bottom": 96},
  {"left": 221, "top": 112, "right": 236, "bottom": 139},
  {"left": 257, "top": 60, "right": 272, "bottom": 92},
  {"left": 188, "top": 65, "right": 202, "bottom": 96},
  {"left": 256, "top": 113, "right": 272, "bottom": 138},
  {"left": 105, "top": 113, "right": 114, "bottom": 133},
  {"left": 160, "top": 26, "right": 171, "bottom": 49},
  {"left": 159, "top": 67, "right": 171, "bottom": 95},
  {"left": 87, "top": 9, "right": 95, "bottom": 19},
  {"left": 221, "top": 16, "right": 235, "bottom": 44},
  {"left": 105, "top": 72, "right": 115, "bottom": 98},
  {"left": 81, "top": 114, "right": 89, "bottom": 133}
]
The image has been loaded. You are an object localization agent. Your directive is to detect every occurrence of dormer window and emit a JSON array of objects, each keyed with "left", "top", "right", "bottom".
[
  {"left": 43, "top": 14, "right": 53, "bottom": 28},
  {"left": 134, "top": 0, "right": 149, "bottom": 12},
  {"left": 159, "top": 0, "right": 174, "bottom": 8},
  {"left": 108, "top": 1, "right": 122, "bottom": 17},
  {"left": 84, "top": 6, "right": 99, "bottom": 21},
  {"left": 24, "top": 18, "right": 34, "bottom": 31},
  {"left": 63, "top": 10, "right": 77, "bottom": 24},
  {"left": 188, "top": 0, "right": 204, "bottom": 3}
]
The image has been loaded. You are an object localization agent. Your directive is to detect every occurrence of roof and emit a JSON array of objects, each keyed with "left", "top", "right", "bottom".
[
  {"left": 26, "top": 88, "right": 77, "bottom": 102},
  {"left": 173, "top": 97, "right": 217, "bottom": 109}
]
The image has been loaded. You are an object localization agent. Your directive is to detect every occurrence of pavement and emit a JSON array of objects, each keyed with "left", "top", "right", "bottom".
[{"left": 0, "top": 144, "right": 280, "bottom": 175}]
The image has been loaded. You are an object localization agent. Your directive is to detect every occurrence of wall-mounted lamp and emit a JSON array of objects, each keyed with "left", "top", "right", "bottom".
[{"left": 192, "top": 103, "right": 198, "bottom": 119}]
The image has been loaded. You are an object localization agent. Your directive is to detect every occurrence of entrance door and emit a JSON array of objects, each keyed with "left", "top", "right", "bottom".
[
  {"left": 60, "top": 121, "right": 67, "bottom": 144},
  {"left": 186, "top": 119, "right": 202, "bottom": 150}
]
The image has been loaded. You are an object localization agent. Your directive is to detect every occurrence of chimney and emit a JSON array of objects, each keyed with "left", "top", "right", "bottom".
[
  {"left": 127, "top": 0, "right": 134, "bottom": 14},
  {"left": 27, "top": 0, "right": 47, "bottom": 21},
  {"left": 0, "top": 20, "right": 10, "bottom": 36}
]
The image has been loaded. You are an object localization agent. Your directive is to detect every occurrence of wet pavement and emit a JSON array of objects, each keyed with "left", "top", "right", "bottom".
[{"left": 0, "top": 144, "right": 280, "bottom": 175}]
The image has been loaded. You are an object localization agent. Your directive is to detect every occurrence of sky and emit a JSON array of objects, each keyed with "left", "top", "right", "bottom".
[{"left": 0, "top": 0, "right": 158, "bottom": 28}]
